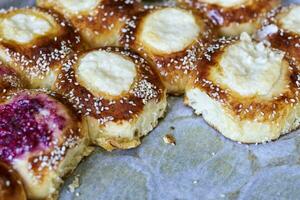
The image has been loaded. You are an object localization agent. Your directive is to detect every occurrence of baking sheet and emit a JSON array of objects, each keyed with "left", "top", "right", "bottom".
[{"left": 2, "top": 0, "right": 300, "bottom": 199}]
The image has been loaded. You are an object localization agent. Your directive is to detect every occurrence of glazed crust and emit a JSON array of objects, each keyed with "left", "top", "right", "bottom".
[
  {"left": 120, "top": 6, "right": 213, "bottom": 95},
  {"left": 177, "top": 0, "right": 281, "bottom": 36},
  {"left": 187, "top": 37, "right": 300, "bottom": 123},
  {"left": 261, "top": 5, "right": 300, "bottom": 63},
  {"left": 37, "top": 0, "right": 142, "bottom": 48},
  {"left": 0, "top": 89, "right": 92, "bottom": 199},
  {"left": 0, "top": 8, "right": 84, "bottom": 89},
  {"left": 54, "top": 47, "right": 166, "bottom": 150},
  {"left": 0, "top": 161, "right": 26, "bottom": 200}
]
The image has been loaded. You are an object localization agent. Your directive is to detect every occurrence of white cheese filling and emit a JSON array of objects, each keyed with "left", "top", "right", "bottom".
[
  {"left": 200, "top": 0, "right": 248, "bottom": 7},
  {"left": 140, "top": 8, "right": 200, "bottom": 54},
  {"left": 216, "top": 33, "right": 285, "bottom": 96},
  {"left": 77, "top": 50, "right": 137, "bottom": 96},
  {"left": 280, "top": 6, "right": 300, "bottom": 34},
  {"left": 0, "top": 13, "right": 52, "bottom": 43},
  {"left": 57, "top": 0, "right": 100, "bottom": 13}
]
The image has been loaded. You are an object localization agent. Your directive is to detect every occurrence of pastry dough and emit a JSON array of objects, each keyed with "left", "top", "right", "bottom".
[
  {"left": 0, "top": 161, "right": 26, "bottom": 200},
  {"left": 0, "top": 89, "right": 93, "bottom": 199},
  {"left": 120, "top": 7, "right": 212, "bottom": 95},
  {"left": 54, "top": 47, "right": 167, "bottom": 151},
  {"left": 1, "top": 13, "right": 52, "bottom": 44},
  {"left": 37, "top": 0, "right": 141, "bottom": 48},
  {"left": 185, "top": 33, "right": 300, "bottom": 143},
  {"left": 177, "top": 0, "right": 281, "bottom": 36},
  {"left": 258, "top": 5, "right": 300, "bottom": 64},
  {"left": 0, "top": 8, "right": 84, "bottom": 89},
  {"left": 279, "top": 6, "right": 300, "bottom": 34}
]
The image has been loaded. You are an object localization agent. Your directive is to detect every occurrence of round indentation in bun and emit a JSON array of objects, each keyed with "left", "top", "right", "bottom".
[
  {"left": 217, "top": 33, "right": 286, "bottom": 96},
  {"left": 0, "top": 161, "right": 26, "bottom": 200},
  {"left": 121, "top": 6, "right": 212, "bottom": 95},
  {"left": 76, "top": 50, "right": 137, "bottom": 97},
  {"left": 57, "top": 0, "right": 101, "bottom": 13},
  {"left": 278, "top": 5, "right": 300, "bottom": 35},
  {"left": 55, "top": 47, "right": 167, "bottom": 150},
  {"left": 0, "top": 8, "right": 60, "bottom": 44},
  {"left": 177, "top": 0, "right": 281, "bottom": 36},
  {"left": 258, "top": 5, "right": 300, "bottom": 65},
  {"left": 140, "top": 7, "right": 201, "bottom": 54},
  {"left": 0, "top": 8, "right": 84, "bottom": 89},
  {"left": 196, "top": 0, "right": 248, "bottom": 7}
]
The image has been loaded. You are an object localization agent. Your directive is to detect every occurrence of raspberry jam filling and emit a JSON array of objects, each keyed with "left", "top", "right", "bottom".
[{"left": 0, "top": 93, "right": 66, "bottom": 162}]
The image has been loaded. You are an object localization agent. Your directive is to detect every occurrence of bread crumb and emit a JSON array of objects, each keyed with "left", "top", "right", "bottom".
[
  {"left": 5, "top": 180, "right": 10, "bottom": 187},
  {"left": 163, "top": 134, "right": 176, "bottom": 145},
  {"left": 68, "top": 175, "right": 80, "bottom": 193}
]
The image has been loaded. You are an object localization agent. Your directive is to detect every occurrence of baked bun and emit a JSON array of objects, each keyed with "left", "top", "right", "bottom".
[
  {"left": 185, "top": 33, "right": 300, "bottom": 143},
  {"left": 257, "top": 5, "right": 300, "bottom": 62},
  {"left": 0, "top": 89, "right": 92, "bottom": 199},
  {"left": 0, "top": 161, "right": 26, "bottom": 200},
  {"left": 54, "top": 47, "right": 167, "bottom": 151},
  {"left": 120, "top": 7, "right": 212, "bottom": 95},
  {"left": 0, "top": 8, "right": 83, "bottom": 89},
  {"left": 37, "top": 0, "right": 141, "bottom": 48},
  {"left": 177, "top": 0, "right": 281, "bottom": 36}
]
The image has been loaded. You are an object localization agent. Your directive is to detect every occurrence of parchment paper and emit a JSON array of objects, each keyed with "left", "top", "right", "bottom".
[{"left": 2, "top": 0, "right": 300, "bottom": 199}]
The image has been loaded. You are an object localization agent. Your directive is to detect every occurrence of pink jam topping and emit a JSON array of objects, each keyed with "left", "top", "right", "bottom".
[{"left": 0, "top": 93, "right": 66, "bottom": 162}]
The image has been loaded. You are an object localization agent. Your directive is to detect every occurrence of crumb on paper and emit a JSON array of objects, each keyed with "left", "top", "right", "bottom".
[
  {"left": 68, "top": 175, "right": 80, "bottom": 193},
  {"left": 163, "top": 134, "right": 176, "bottom": 145},
  {"left": 5, "top": 180, "right": 10, "bottom": 187}
]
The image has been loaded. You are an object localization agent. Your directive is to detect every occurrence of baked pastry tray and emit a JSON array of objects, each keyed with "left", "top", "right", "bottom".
[{"left": 2, "top": 0, "right": 300, "bottom": 199}]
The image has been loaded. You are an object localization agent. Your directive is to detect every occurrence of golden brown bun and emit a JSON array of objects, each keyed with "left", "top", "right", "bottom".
[
  {"left": 177, "top": 0, "right": 281, "bottom": 36},
  {"left": 0, "top": 89, "right": 93, "bottom": 199},
  {"left": 120, "top": 6, "right": 213, "bottom": 95},
  {"left": 0, "top": 161, "right": 26, "bottom": 200},
  {"left": 54, "top": 47, "right": 167, "bottom": 151},
  {"left": 258, "top": 5, "right": 300, "bottom": 63},
  {"left": 37, "top": 0, "right": 142, "bottom": 48},
  {"left": 0, "top": 8, "right": 85, "bottom": 89},
  {"left": 185, "top": 33, "right": 300, "bottom": 143}
]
